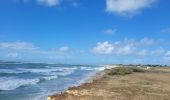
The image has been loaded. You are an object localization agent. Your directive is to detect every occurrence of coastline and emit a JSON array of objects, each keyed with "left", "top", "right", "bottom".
[
  {"left": 48, "top": 66, "right": 170, "bottom": 100},
  {"left": 47, "top": 70, "right": 105, "bottom": 100},
  {"left": 47, "top": 64, "right": 121, "bottom": 100},
  {"left": 47, "top": 65, "right": 107, "bottom": 100}
]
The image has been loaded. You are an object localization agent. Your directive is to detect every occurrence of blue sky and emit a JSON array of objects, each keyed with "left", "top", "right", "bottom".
[{"left": 0, "top": 0, "right": 170, "bottom": 65}]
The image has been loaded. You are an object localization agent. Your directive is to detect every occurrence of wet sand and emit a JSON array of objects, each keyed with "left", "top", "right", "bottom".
[{"left": 48, "top": 67, "right": 170, "bottom": 100}]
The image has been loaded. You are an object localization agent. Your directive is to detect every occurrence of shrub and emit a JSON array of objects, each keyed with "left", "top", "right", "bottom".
[
  {"left": 108, "top": 67, "right": 133, "bottom": 75},
  {"left": 130, "top": 67, "right": 144, "bottom": 72},
  {"left": 108, "top": 67, "right": 144, "bottom": 75}
]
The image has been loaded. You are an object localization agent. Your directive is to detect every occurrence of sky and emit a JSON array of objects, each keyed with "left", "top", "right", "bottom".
[{"left": 0, "top": 0, "right": 170, "bottom": 65}]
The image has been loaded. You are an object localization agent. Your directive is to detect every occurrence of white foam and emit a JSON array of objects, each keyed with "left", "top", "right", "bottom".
[
  {"left": 0, "top": 67, "right": 76, "bottom": 91},
  {"left": 79, "top": 66, "right": 103, "bottom": 71},
  {"left": 0, "top": 75, "right": 62, "bottom": 91},
  {"left": 17, "top": 68, "right": 57, "bottom": 73},
  {"left": 17, "top": 67, "right": 77, "bottom": 74},
  {"left": 57, "top": 70, "right": 75, "bottom": 76},
  {"left": 41, "top": 76, "right": 58, "bottom": 81},
  {"left": 97, "top": 66, "right": 105, "bottom": 71},
  {"left": 0, "top": 77, "right": 40, "bottom": 91},
  {"left": 0, "top": 69, "right": 30, "bottom": 74}
]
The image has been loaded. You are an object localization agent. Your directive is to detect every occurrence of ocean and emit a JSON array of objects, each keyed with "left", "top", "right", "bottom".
[{"left": 0, "top": 62, "right": 104, "bottom": 100}]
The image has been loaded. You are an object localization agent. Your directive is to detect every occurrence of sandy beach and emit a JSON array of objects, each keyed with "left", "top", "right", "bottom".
[{"left": 48, "top": 66, "right": 170, "bottom": 100}]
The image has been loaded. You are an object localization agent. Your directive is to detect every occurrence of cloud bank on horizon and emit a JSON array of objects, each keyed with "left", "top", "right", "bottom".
[
  {"left": 0, "top": 37, "right": 170, "bottom": 65},
  {"left": 0, "top": 0, "right": 170, "bottom": 65}
]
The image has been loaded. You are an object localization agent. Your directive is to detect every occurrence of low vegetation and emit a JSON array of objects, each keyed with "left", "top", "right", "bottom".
[
  {"left": 137, "top": 80, "right": 152, "bottom": 85},
  {"left": 108, "top": 67, "right": 144, "bottom": 75},
  {"left": 129, "top": 67, "right": 144, "bottom": 72}
]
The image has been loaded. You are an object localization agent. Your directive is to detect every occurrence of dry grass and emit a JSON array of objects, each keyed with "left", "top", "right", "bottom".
[{"left": 49, "top": 67, "right": 170, "bottom": 100}]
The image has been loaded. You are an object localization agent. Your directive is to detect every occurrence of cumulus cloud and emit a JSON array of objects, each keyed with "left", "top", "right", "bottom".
[
  {"left": 0, "top": 42, "right": 37, "bottom": 50},
  {"left": 36, "top": 0, "right": 60, "bottom": 6},
  {"left": 91, "top": 40, "right": 135, "bottom": 55},
  {"left": 138, "top": 38, "right": 154, "bottom": 46},
  {"left": 92, "top": 41, "right": 114, "bottom": 54},
  {"left": 117, "top": 45, "right": 134, "bottom": 55},
  {"left": 58, "top": 46, "right": 70, "bottom": 52},
  {"left": 106, "top": 0, "right": 156, "bottom": 16},
  {"left": 104, "top": 29, "right": 117, "bottom": 35},
  {"left": 92, "top": 41, "right": 133, "bottom": 55},
  {"left": 91, "top": 38, "right": 166, "bottom": 57}
]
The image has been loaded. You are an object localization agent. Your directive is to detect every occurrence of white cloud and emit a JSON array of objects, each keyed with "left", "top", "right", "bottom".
[
  {"left": 92, "top": 40, "right": 135, "bottom": 55},
  {"left": 117, "top": 45, "right": 134, "bottom": 55},
  {"left": 106, "top": 0, "right": 156, "bottom": 16},
  {"left": 104, "top": 29, "right": 117, "bottom": 35},
  {"left": 137, "top": 49, "right": 148, "bottom": 56},
  {"left": 161, "top": 28, "right": 170, "bottom": 33},
  {"left": 138, "top": 38, "right": 154, "bottom": 46},
  {"left": 91, "top": 38, "right": 166, "bottom": 56},
  {"left": 165, "top": 51, "right": 170, "bottom": 57},
  {"left": 7, "top": 53, "right": 20, "bottom": 58},
  {"left": 37, "top": 0, "right": 60, "bottom": 6},
  {"left": 92, "top": 41, "right": 114, "bottom": 54},
  {"left": 91, "top": 40, "right": 134, "bottom": 55},
  {"left": 58, "top": 46, "right": 70, "bottom": 52},
  {"left": 18, "top": 0, "right": 80, "bottom": 8},
  {"left": 0, "top": 42, "right": 37, "bottom": 50}
]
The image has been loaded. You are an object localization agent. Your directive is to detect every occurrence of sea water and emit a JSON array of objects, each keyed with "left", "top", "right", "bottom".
[{"left": 0, "top": 62, "right": 104, "bottom": 100}]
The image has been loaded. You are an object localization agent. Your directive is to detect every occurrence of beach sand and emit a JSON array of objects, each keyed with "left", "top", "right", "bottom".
[{"left": 48, "top": 67, "right": 170, "bottom": 100}]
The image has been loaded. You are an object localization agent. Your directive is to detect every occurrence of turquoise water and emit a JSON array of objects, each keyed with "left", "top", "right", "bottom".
[{"left": 0, "top": 62, "right": 103, "bottom": 100}]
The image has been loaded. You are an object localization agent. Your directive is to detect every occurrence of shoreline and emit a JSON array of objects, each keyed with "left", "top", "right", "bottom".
[
  {"left": 47, "top": 66, "right": 107, "bottom": 100},
  {"left": 47, "top": 65, "right": 125, "bottom": 100},
  {"left": 48, "top": 66, "right": 170, "bottom": 100},
  {"left": 47, "top": 64, "right": 120, "bottom": 100}
]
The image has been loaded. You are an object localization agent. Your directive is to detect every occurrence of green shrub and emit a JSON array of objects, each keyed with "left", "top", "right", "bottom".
[
  {"left": 137, "top": 81, "right": 152, "bottom": 85},
  {"left": 108, "top": 67, "right": 144, "bottom": 76},
  {"left": 129, "top": 67, "right": 144, "bottom": 72},
  {"left": 108, "top": 67, "right": 133, "bottom": 75}
]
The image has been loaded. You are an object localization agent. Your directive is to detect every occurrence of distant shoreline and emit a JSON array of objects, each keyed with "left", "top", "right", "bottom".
[{"left": 48, "top": 65, "right": 170, "bottom": 100}]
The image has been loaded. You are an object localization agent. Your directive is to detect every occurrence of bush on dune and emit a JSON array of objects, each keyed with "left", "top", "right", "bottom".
[
  {"left": 108, "top": 67, "right": 133, "bottom": 75},
  {"left": 129, "top": 67, "right": 144, "bottom": 72},
  {"left": 108, "top": 67, "right": 144, "bottom": 75}
]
